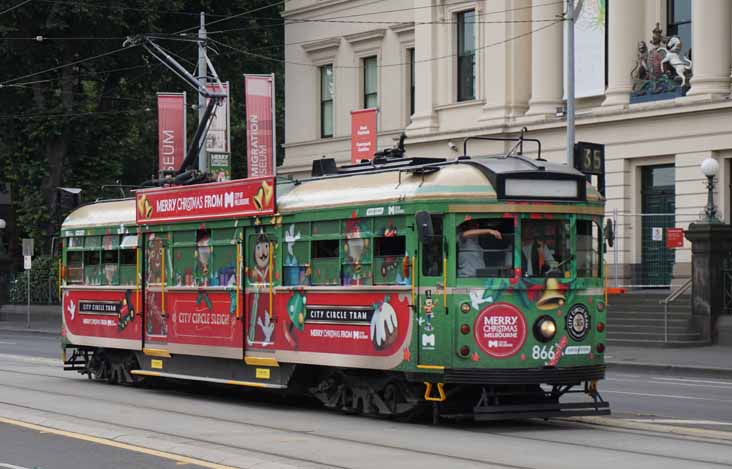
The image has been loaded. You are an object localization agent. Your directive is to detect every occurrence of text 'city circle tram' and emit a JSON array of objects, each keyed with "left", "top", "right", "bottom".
[{"left": 59, "top": 134, "right": 611, "bottom": 422}]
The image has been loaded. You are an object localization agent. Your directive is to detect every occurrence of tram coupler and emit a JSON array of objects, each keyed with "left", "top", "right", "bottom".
[{"left": 423, "top": 382, "right": 446, "bottom": 425}]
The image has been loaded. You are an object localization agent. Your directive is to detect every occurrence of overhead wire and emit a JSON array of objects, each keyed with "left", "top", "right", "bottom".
[
  {"left": 29, "top": 0, "right": 230, "bottom": 17},
  {"left": 208, "top": 19, "right": 563, "bottom": 70},
  {"left": 0, "top": 107, "right": 152, "bottom": 121},
  {"left": 0, "top": 0, "right": 32, "bottom": 16},
  {"left": 0, "top": 45, "right": 133, "bottom": 85}
]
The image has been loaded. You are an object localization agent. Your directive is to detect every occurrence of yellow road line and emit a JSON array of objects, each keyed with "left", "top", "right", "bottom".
[{"left": 0, "top": 416, "right": 236, "bottom": 469}]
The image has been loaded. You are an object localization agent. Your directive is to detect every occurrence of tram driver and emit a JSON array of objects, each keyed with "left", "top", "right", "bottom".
[{"left": 521, "top": 222, "right": 558, "bottom": 277}]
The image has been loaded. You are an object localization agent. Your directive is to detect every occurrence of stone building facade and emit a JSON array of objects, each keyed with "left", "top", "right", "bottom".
[{"left": 281, "top": 0, "right": 732, "bottom": 288}]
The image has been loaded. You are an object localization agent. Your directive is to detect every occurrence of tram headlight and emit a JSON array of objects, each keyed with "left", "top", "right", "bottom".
[{"left": 533, "top": 316, "right": 557, "bottom": 342}]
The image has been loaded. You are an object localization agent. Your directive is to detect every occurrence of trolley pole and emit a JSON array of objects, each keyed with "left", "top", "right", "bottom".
[
  {"left": 565, "top": 0, "right": 576, "bottom": 166},
  {"left": 198, "top": 12, "right": 208, "bottom": 173}
]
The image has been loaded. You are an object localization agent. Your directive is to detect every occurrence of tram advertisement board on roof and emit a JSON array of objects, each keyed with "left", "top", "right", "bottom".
[{"left": 135, "top": 177, "right": 275, "bottom": 224}]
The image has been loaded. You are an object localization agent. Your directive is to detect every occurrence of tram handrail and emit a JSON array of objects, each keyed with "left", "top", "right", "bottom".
[{"left": 659, "top": 278, "right": 692, "bottom": 343}]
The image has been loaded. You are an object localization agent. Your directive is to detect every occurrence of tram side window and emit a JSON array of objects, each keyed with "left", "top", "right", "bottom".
[
  {"left": 119, "top": 235, "right": 138, "bottom": 286},
  {"left": 102, "top": 249, "right": 119, "bottom": 285},
  {"left": 577, "top": 220, "right": 601, "bottom": 278},
  {"left": 84, "top": 250, "right": 101, "bottom": 285},
  {"left": 374, "top": 235, "right": 407, "bottom": 285},
  {"left": 283, "top": 223, "right": 311, "bottom": 287},
  {"left": 311, "top": 239, "right": 339, "bottom": 285},
  {"left": 521, "top": 219, "right": 571, "bottom": 278},
  {"left": 422, "top": 215, "right": 443, "bottom": 277},
  {"left": 457, "top": 218, "right": 514, "bottom": 278},
  {"left": 67, "top": 251, "right": 83, "bottom": 284},
  {"left": 342, "top": 218, "right": 372, "bottom": 286}
]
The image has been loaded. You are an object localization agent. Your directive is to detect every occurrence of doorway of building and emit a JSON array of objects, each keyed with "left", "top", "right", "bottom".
[{"left": 641, "top": 165, "right": 675, "bottom": 287}]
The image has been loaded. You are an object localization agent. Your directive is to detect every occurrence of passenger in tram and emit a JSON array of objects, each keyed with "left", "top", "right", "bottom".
[{"left": 457, "top": 220, "right": 502, "bottom": 277}]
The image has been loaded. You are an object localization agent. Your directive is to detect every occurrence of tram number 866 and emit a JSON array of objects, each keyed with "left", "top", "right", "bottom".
[{"left": 531, "top": 345, "right": 556, "bottom": 361}]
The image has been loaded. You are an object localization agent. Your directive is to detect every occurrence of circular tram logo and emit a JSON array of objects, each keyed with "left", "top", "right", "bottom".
[
  {"left": 566, "top": 304, "right": 591, "bottom": 341},
  {"left": 473, "top": 303, "right": 527, "bottom": 358}
]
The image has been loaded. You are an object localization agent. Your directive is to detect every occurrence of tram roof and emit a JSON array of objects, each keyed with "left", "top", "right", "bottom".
[
  {"left": 61, "top": 156, "right": 603, "bottom": 231},
  {"left": 62, "top": 198, "right": 136, "bottom": 231}
]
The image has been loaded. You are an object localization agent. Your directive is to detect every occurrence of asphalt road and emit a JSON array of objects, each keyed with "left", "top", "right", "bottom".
[
  {"left": 0, "top": 331, "right": 731, "bottom": 468},
  {"left": 0, "top": 422, "right": 192, "bottom": 469},
  {"left": 0, "top": 331, "right": 61, "bottom": 359}
]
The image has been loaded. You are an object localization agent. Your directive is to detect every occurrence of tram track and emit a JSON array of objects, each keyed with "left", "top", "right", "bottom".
[
  {"left": 0, "top": 368, "right": 531, "bottom": 469},
  {"left": 0, "top": 364, "right": 731, "bottom": 468}
]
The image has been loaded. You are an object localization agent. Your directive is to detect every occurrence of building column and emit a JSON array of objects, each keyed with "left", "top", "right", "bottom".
[
  {"left": 526, "top": 0, "right": 563, "bottom": 115},
  {"left": 407, "top": 0, "right": 438, "bottom": 135},
  {"left": 602, "top": 0, "right": 644, "bottom": 107},
  {"left": 687, "top": 0, "right": 731, "bottom": 98}
]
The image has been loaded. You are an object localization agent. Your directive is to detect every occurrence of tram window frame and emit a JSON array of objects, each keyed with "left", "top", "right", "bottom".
[
  {"left": 520, "top": 218, "right": 572, "bottom": 278},
  {"left": 456, "top": 217, "right": 515, "bottom": 280},
  {"left": 119, "top": 234, "right": 138, "bottom": 286},
  {"left": 342, "top": 218, "right": 373, "bottom": 286},
  {"left": 66, "top": 250, "right": 84, "bottom": 285},
  {"left": 283, "top": 222, "right": 311, "bottom": 287},
  {"left": 83, "top": 249, "right": 101, "bottom": 285},
  {"left": 246, "top": 227, "right": 280, "bottom": 288},
  {"left": 422, "top": 215, "right": 444, "bottom": 278},
  {"left": 311, "top": 238, "right": 340, "bottom": 285},
  {"left": 576, "top": 219, "right": 602, "bottom": 278}
]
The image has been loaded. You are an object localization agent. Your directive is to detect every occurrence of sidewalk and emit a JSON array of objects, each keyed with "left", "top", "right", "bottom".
[
  {"left": 605, "top": 344, "right": 732, "bottom": 378},
  {"left": 0, "top": 304, "right": 60, "bottom": 335}
]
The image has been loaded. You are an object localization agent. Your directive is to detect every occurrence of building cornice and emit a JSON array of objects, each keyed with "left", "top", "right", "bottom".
[
  {"left": 343, "top": 28, "right": 386, "bottom": 47},
  {"left": 301, "top": 36, "right": 341, "bottom": 54},
  {"left": 390, "top": 22, "right": 415, "bottom": 36}
]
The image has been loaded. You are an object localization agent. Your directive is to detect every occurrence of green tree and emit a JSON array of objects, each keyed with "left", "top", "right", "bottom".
[{"left": 0, "top": 0, "right": 285, "bottom": 255}]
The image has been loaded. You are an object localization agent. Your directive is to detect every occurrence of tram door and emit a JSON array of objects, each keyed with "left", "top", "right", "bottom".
[
  {"left": 416, "top": 214, "right": 450, "bottom": 367},
  {"left": 143, "top": 233, "right": 168, "bottom": 349}
]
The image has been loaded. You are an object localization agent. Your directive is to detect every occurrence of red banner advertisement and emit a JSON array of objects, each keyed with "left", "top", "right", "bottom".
[
  {"left": 244, "top": 74, "right": 275, "bottom": 178},
  {"left": 666, "top": 227, "right": 685, "bottom": 248},
  {"left": 157, "top": 93, "right": 186, "bottom": 174},
  {"left": 351, "top": 108, "right": 377, "bottom": 164},
  {"left": 135, "top": 177, "right": 275, "bottom": 224}
]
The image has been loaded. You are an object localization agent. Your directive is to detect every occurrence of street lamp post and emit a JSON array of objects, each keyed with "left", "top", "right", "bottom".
[{"left": 701, "top": 157, "right": 720, "bottom": 223}]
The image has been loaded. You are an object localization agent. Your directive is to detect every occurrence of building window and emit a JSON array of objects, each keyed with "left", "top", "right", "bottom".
[
  {"left": 363, "top": 56, "right": 378, "bottom": 109},
  {"left": 668, "top": 0, "right": 692, "bottom": 58},
  {"left": 457, "top": 10, "right": 476, "bottom": 102},
  {"left": 408, "top": 48, "right": 415, "bottom": 117},
  {"left": 320, "top": 64, "right": 333, "bottom": 138}
]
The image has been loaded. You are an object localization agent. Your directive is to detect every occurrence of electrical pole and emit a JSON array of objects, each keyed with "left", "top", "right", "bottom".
[
  {"left": 565, "top": 0, "right": 575, "bottom": 166},
  {"left": 198, "top": 12, "right": 208, "bottom": 173}
]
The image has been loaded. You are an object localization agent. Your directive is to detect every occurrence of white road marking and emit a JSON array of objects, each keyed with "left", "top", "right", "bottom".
[
  {"left": 652, "top": 376, "right": 732, "bottom": 386},
  {"left": 627, "top": 419, "right": 732, "bottom": 426},
  {"left": 0, "top": 342, "right": 17, "bottom": 345},
  {"left": 0, "top": 463, "right": 34, "bottom": 469},
  {"left": 603, "top": 389, "right": 732, "bottom": 403},
  {"left": 0, "top": 353, "right": 59, "bottom": 366}
]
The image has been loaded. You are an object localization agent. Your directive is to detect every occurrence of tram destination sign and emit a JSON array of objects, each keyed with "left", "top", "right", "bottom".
[{"left": 136, "top": 176, "right": 275, "bottom": 224}]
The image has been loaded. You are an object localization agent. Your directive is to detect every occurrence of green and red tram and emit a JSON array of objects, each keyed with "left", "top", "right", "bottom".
[{"left": 60, "top": 148, "right": 610, "bottom": 420}]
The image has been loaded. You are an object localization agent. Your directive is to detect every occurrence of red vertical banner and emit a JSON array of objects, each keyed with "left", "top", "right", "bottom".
[
  {"left": 244, "top": 74, "right": 275, "bottom": 178},
  {"left": 157, "top": 93, "right": 186, "bottom": 174},
  {"left": 351, "top": 108, "right": 377, "bottom": 164}
]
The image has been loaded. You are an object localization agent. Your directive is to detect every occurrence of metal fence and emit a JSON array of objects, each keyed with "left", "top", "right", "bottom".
[
  {"left": 608, "top": 210, "right": 701, "bottom": 289},
  {"left": 6, "top": 270, "right": 59, "bottom": 305}
]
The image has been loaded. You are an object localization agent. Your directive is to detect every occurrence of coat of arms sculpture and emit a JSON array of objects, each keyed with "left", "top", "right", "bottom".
[{"left": 631, "top": 23, "right": 692, "bottom": 103}]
